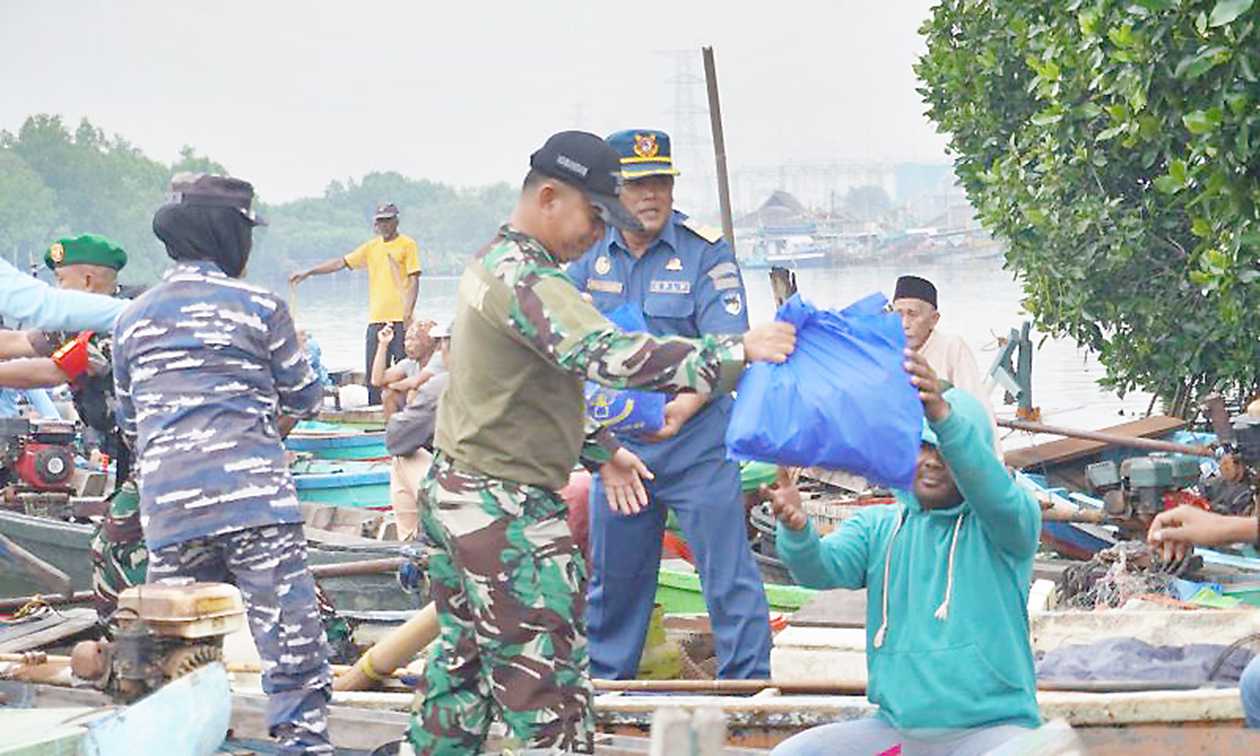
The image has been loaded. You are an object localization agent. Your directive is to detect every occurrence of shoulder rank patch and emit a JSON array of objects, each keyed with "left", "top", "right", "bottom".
[{"left": 681, "top": 217, "right": 723, "bottom": 244}]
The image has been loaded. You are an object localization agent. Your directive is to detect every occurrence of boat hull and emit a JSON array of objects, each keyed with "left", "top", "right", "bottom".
[{"left": 0, "top": 510, "right": 416, "bottom": 612}]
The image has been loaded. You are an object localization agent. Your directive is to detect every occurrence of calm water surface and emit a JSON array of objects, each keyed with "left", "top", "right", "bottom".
[{"left": 289, "top": 255, "right": 1152, "bottom": 435}]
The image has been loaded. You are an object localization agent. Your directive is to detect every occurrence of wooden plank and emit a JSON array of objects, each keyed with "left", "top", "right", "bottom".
[
  {"left": 1003, "top": 415, "right": 1187, "bottom": 470},
  {"left": 0, "top": 610, "right": 97, "bottom": 653}
]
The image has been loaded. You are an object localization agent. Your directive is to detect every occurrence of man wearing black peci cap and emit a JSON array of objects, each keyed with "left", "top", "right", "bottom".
[
  {"left": 290, "top": 202, "right": 421, "bottom": 405},
  {"left": 893, "top": 274, "right": 999, "bottom": 453},
  {"left": 405, "top": 131, "right": 797, "bottom": 754}
]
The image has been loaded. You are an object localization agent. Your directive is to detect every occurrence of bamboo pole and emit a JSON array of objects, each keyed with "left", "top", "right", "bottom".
[
  {"left": 333, "top": 603, "right": 439, "bottom": 692},
  {"left": 999, "top": 418, "right": 1215, "bottom": 457},
  {"left": 0, "top": 590, "right": 93, "bottom": 612},
  {"left": 702, "top": 46, "right": 736, "bottom": 250},
  {"left": 309, "top": 557, "right": 404, "bottom": 580}
]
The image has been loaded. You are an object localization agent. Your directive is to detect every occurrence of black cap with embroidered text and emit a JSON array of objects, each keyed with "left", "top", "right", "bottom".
[{"left": 529, "top": 131, "right": 643, "bottom": 232}]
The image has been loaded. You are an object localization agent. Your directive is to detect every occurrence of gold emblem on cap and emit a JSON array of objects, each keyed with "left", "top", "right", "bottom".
[
  {"left": 49, "top": 243, "right": 65, "bottom": 263},
  {"left": 665, "top": 257, "right": 683, "bottom": 271},
  {"left": 595, "top": 256, "right": 612, "bottom": 275},
  {"left": 633, "top": 133, "right": 660, "bottom": 159}
]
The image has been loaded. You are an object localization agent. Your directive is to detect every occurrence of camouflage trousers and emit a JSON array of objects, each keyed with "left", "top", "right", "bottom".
[
  {"left": 407, "top": 452, "right": 594, "bottom": 755},
  {"left": 148, "top": 523, "right": 333, "bottom": 755},
  {"left": 89, "top": 481, "right": 148, "bottom": 624}
]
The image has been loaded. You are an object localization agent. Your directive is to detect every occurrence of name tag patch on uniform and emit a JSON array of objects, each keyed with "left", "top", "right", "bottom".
[
  {"left": 588, "top": 279, "right": 624, "bottom": 294},
  {"left": 649, "top": 279, "right": 691, "bottom": 294},
  {"left": 712, "top": 276, "right": 741, "bottom": 291},
  {"left": 722, "top": 291, "right": 743, "bottom": 315}
]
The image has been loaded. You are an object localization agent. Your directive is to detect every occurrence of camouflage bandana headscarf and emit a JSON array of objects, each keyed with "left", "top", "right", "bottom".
[{"left": 152, "top": 202, "right": 253, "bottom": 278}]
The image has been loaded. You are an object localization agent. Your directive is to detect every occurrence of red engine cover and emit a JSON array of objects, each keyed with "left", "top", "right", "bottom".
[{"left": 14, "top": 442, "right": 74, "bottom": 489}]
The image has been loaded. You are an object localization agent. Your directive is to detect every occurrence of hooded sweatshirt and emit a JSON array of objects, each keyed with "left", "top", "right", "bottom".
[{"left": 776, "top": 387, "right": 1041, "bottom": 731}]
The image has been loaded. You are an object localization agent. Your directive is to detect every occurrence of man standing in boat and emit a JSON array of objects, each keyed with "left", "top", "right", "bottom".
[
  {"left": 892, "top": 274, "right": 1000, "bottom": 453},
  {"left": 0, "top": 234, "right": 146, "bottom": 623},
  {"left": 763, "top": 353, "right": 1041, "bottom": 754},
  {"left": 114, "top": 174, "right": 331, "bottom": 755},
  {"left": 566, "top": 129, "right": 772, "bottom": 681},
  {"left": 289, "top": 202, "right": 421, "bottom": 405},
  {"left": 407, "top": 130, "right": 795, "bottom": 754}
]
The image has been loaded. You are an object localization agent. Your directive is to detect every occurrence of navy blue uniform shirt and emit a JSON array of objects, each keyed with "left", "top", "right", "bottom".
[
  {"left": 567, "top": 210, "right": 749, "bottom": 465},
  {"left": 112, "top": 261, "right": 321, "bottom": 550}
]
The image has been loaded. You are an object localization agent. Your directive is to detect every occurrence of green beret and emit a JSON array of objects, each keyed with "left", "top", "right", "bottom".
[{"left": 45, "top": 234, "right": 127, "bottom": 271}]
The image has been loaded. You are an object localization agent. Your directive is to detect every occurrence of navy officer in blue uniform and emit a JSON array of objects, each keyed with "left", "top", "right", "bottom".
[{"left": 567, "top": 129, "right": 771, "bottom": 679}]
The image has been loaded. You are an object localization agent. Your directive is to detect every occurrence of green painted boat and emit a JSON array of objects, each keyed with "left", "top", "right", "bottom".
[{"left": 654, "top": 567, "right": 816, "bottom": 615}]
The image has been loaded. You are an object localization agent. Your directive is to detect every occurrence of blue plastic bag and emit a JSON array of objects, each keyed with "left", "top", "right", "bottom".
[
  {"left": 725, "top": 292, "right": 923, "bottom": 489},
  {"left": 585, "top": 304, "right": 667, "bottom": 435}
]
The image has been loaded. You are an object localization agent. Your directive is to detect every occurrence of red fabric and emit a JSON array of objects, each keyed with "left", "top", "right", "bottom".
[{"left": 50, "top": 331, "right": 94, "bottom": 383}]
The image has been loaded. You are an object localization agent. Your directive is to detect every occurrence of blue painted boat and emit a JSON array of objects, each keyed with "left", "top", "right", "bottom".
[
  {"left": 287, "top": 421, "right": 388, "bottom": 461},
  {"left": 291, "top": 459, "right": 391, "bottom": 509},
  {"left": 1, "top": 662, "right": 230, "bottom": 755}
]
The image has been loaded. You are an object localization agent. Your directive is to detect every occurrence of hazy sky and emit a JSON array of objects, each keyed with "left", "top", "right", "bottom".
[{"left": 2, "top": 1, "right": 948, "bottom": 202}]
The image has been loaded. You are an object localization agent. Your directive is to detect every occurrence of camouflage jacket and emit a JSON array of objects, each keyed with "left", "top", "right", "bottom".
[
  {"left": 434, "top": 225, "right": 746, "bottom": 491},
  {"left": 112, "top": 261, "right": 322, "bottom": 550}
]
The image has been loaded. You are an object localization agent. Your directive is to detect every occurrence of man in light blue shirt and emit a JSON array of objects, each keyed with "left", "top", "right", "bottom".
[
  {"left": 0, "top": 257, "right": 125, "bottom": 332},
  {"left": 0, "top": 387, "right": 60, "bottom": 419}
]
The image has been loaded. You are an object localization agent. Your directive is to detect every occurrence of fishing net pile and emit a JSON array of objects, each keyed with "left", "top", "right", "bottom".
[{"left": 1058, "top": 542, "right": 1186, "bottom": 609}]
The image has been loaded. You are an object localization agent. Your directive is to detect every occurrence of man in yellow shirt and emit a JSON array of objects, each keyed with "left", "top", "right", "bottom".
[{"left": 290, "top": 203, "right": 421, "bottom": 404}]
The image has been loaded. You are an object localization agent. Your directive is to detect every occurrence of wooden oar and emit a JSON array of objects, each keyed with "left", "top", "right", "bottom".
[
  {"left": 0, "top": 533, "right": 72, "bottom": 597},
  {"left": 999, "top": 418, "right": 1214, "bottom": 457}
]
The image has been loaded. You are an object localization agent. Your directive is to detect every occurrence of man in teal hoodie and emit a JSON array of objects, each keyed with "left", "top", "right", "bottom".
[{"left": 768, "top": 351, "right": 1042, "bottom": 755}]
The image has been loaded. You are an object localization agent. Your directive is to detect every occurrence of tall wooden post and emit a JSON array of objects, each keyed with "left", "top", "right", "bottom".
[{"left": 702, "top": 46, "right": 736, "bottom": 251}]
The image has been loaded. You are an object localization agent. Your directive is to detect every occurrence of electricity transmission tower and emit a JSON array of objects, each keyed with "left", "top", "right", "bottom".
[{"left": 656, "top": 49, "right": 717, "bottom": 216}]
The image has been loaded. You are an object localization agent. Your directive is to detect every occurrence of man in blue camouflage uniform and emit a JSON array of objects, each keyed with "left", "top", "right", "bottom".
[
  {"left": 407, "top": 131, "right": 796, "bottom": 754},
  {"left": 112, "top": 174, "right": 331, "bottom": 755},
  {"left": 566, "top": 129, "right": 772, "bottom": 680}
]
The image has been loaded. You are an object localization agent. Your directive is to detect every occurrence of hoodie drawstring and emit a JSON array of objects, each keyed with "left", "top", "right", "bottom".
[
  {"left": 873, "top": 509, "right": 967, "bottom": 649},
  {"left": 872, "top": 510, "right": 907, "bottom": 649},
  {"left": 934, "top": 512, "right": 966, "bottom": 621}
]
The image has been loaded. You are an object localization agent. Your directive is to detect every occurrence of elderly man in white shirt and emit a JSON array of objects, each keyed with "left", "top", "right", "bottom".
[{"left": 892, "top": 274, "right": 1001, "bottom": 455}]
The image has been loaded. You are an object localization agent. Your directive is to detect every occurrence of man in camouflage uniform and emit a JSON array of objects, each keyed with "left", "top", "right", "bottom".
[
  {"left": 0, "top": 234, "right": 145, "bottom": 622},
  {"left": 112, "top": 174, "right": 331, "bottom": 755},
  {"left": 408, "top": 131, "right": 797, "bottom": 754}
]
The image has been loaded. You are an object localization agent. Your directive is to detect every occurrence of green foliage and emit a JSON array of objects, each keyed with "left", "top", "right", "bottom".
[
  {"left": 917, "top": 0, "right": 1260, "bottom": 405},
  {"left": 0, "top": 114, "right": 516, "bottom": 288}
]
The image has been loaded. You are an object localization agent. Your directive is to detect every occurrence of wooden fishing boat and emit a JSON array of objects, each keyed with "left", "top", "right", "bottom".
[
  {"left": 287, "top": 421, "right": 389, "bottom": 461},
  {"left": 316, "top": 407, "right": 386, "bottom": 430},
  {"left": 657, "top": 567, "right": 815, "bottom": 615},
  {"left": 0, "top": 662, "right": 231, "bottom": 755},
  {"left": 291, "top": 459, "right": 391, "bottom": 509},
  {"left": 0, "top": 506, "right": 414, "bottom": 612}
]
